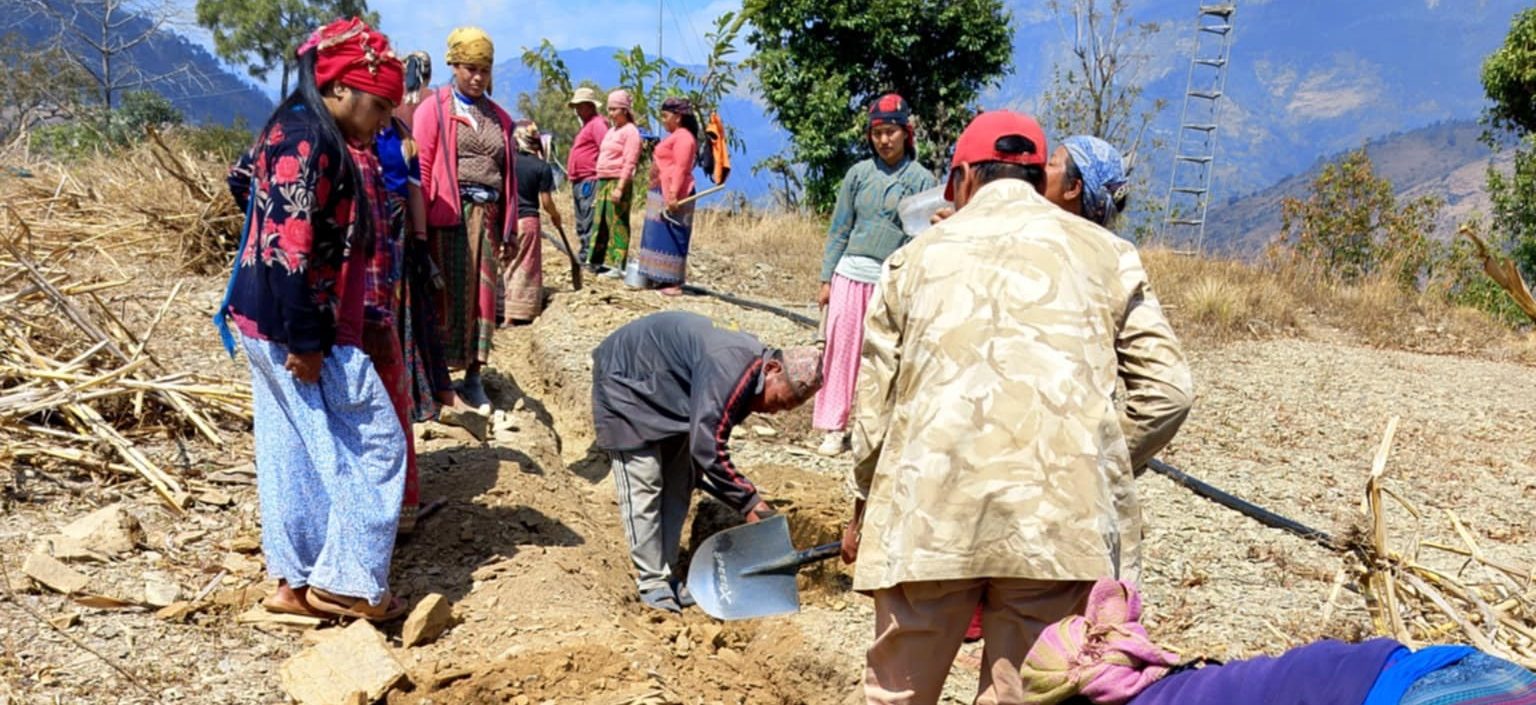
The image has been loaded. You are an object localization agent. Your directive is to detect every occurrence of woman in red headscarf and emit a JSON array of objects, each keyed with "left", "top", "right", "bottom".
[
  {"left": 812, "top": 93, "right": 937, "bottom": 457},
  {"left": 219, "top": 17, "right": 411, "bottom": 622}
]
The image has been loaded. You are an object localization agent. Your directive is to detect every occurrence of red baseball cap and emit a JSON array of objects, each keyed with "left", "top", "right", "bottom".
[{"left": 945, "top": 110, "right": 1049, "bottom": 200}]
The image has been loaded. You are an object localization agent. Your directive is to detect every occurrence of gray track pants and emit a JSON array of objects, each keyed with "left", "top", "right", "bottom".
[
  {"left": 573, "top": 179, "right": 598, "bottom": 264},
  {"left": 611, "top": 436, "right": 694, "bottom": 593}
]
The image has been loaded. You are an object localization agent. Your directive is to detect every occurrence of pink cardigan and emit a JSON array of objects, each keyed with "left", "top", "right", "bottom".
[
  {"left": 649, "top": 128, "right": 697, "bottom": 202},
  {"left": 595, "top": 123, "right": 641, "bottom": 180},
  {"left": 412, "top": 86, "right": 518, "bottom": 240}
]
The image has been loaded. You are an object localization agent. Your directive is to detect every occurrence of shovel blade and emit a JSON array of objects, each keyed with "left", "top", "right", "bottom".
[{"left": 687, "top": 514, "right": 802, "bottom": 621}]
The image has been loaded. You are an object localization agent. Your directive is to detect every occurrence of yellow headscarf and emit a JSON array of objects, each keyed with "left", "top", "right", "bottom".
[{"left": 445, "top": 27, "right": 493, "bottom": 67}]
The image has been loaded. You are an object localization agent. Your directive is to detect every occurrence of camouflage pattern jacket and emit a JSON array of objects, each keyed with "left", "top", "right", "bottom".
[{"left": 848, "top": 179, "right": 1194, "bottom": 592}]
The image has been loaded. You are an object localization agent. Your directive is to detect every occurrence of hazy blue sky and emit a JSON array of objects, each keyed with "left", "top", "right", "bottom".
[{"left": 177, "top": 0, "right": 735, "bottom": 96}]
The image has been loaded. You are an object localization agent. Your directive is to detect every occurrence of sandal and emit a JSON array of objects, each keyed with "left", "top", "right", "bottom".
[
  {"left": 304, "top": 587, "right": 410, "bottom": 622},
  {"left": 398, "top": 504, "right": 419, "bottom": 536},
  {"left": 261, "top": 582, "right": 333, "bottom": 619}
]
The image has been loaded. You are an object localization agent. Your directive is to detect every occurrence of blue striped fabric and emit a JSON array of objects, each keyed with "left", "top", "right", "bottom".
[{"left": 1400, "top": 652, "right": 1536, "bottom": 705}]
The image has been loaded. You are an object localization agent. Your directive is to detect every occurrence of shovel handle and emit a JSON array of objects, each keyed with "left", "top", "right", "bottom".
[{"left": 744, "top": 541, "right": 843, "bottom": 576}]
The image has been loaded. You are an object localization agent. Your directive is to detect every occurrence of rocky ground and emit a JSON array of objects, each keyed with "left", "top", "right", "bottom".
[{"left": 2, "top": 234, "right": 1534, "bottom": 705}]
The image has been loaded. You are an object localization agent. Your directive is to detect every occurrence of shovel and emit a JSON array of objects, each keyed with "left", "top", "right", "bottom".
[
  {"left": 551, "top": 223, "right": 582, "bottom": 291},
  {"left": 686, "top": 514, "right": 841, "bottom": 621}
]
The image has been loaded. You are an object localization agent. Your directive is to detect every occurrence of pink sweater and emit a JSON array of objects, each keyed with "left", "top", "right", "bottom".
[
  {"left": 649, "top": 128, "right": 697, "bottom": 202},
  {"left": 411, "top": 86, "right": 517, "bottom": 238},
  {"left": 595, "top": 123, "right": 641, "bottom": 180}
]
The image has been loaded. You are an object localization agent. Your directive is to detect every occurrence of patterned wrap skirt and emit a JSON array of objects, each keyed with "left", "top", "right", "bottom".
[
  {"left": 435, "top": 185, "right": 501, "bottom": 368},
  {"left": 590, "top": 178, "right": 633, "bottom": 270},
  {"left": 637, "top": 186, "right": 695, "bottom": 286}
]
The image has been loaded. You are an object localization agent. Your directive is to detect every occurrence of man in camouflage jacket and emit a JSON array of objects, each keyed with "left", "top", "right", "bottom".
[{"left": 841, "top": 111, "right": 1195, "bottom": 705}]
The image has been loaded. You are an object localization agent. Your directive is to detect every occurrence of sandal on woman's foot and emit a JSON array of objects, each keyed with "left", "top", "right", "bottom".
[
  {"left": 304, "top": 588, "right": 410, "bottom": 622},
  {"left": 398, "top": 504, "right": 419, "bottom": 536},
  {"left": 656, "top": 286, "right": 684, "bottom": 297},
  {"left": 262, "top": 583, "right": 333, "bottom": 619}
]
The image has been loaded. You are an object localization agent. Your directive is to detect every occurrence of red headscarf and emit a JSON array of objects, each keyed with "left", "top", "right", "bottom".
[
  {"left": 299, "top": 17, "right": 405, "bottom": 106},
  {"left": 868, "top": 92, "right": 915, "bottom": 152}
]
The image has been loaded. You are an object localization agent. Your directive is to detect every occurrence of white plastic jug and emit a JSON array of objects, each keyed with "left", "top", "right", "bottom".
[
  {"left": 623, "top": 258, "right": 649, "bottom": 290},
  {"left": 897, "top": 186, "right": 952, "bottom": 237}
]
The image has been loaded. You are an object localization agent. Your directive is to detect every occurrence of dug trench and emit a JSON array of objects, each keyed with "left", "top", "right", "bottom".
[{"left": 387, "top": 281, "right": 880, "bottom": 705}]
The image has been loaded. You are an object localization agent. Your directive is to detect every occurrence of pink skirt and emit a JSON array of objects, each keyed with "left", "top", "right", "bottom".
[{"left": 812, "top": 274, "right": 876, "bottom": 432}]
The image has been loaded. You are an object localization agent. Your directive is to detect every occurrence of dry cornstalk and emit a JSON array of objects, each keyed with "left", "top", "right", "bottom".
[{"left": 1347, "top": 414, "right": 1536, "bottom": 669}]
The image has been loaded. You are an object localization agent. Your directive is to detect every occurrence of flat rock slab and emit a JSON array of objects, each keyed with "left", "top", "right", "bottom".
[
  {"left": 235, "top": 606, "right": 323, "bottom": 629},
  {"left": 22, "top": 552, "right": 89, "bottom": 594},
  {"left": 59, "top": 504, "right": 143, "bottom": 557},
  {"left": 401, "top": 593, "right": 453, "bottom": 647},
  {"left": 279, "top": 620, "right": 406, "bottom": 705}
]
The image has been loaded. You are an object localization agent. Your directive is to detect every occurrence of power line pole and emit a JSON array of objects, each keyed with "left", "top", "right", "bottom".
[{"left": 658, "top": 0, "right": 664, "bottom": 58}]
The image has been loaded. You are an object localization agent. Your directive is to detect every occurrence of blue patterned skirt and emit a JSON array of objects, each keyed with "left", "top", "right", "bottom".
[{"left": 636, "top": 186, "right": 695, "bottom": 286}]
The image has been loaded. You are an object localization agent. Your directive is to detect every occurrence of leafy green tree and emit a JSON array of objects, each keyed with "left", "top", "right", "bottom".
[
  {"left": 1480, "top": 7, "right": 1536, "bottom": 287},
  {"left": 1279, "top": 148, "right": 1442, "bottom": 290},
  {"left": 0, "top": 32, "right": 96, "bottom": 146},
  {"left": 746, "top": 0, "right": 1013, "bottom": 211},
  {"left": 516, "top": 79, "right": 603, "bottom": 148},
  {"left": 521, "top": 12, "right": 749, "bottom": 147},
  {"left": 1481, "top": 7, "right": 1536, "bottom": 138},
  {"left": 195, "top": 0, "right": 378, "bottom": 97}
]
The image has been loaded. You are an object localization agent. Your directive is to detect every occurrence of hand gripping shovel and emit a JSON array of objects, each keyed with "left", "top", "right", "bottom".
[{"left": 686, "top": 514, "right": 841, "bottom": 621}]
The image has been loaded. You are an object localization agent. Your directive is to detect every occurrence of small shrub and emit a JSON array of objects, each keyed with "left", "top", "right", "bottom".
[{"left": 174, "top": 122, "right": 255, "bottom": 163}]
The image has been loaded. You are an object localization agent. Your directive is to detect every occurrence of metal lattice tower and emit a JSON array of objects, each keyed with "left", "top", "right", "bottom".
[{"left": 1162, "top": 4, "right": 1236, "bottom": 253}]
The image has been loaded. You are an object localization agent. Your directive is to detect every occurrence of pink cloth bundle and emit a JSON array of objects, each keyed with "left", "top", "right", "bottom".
[{"left": 1019, "top": 578, "right": 1182, "bottom": 705}]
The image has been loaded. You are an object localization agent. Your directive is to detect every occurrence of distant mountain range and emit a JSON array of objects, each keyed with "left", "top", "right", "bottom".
[
  {"left": 1, "top": 0, "right": 272, "bottom": 127},
  {"left": 2, "top": 0, "right": 1529, "bottom": 251},
  {"left": 1203, "top": 119, "right": 1509, "bottom": 255},
  {"left": 492, "top": 0, "right": 1529, "bottom": 220},
  {"left": 491, "top": 47, "right": 786, "bottom": 199}
]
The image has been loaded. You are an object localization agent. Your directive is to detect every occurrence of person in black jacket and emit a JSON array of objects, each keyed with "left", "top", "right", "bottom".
[{"left": 592, "top": 311, "right": 824, "bottom": 613}]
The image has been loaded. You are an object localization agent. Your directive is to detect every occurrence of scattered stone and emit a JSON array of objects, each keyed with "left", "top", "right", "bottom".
[
  {"left": 37, "top": 535, "right": 108, "bottom": 563},
  {"left": 143, "top": 573, "right": 181, "bottom": 607},
  {"left": 751, "top": 425, "right": 778, "bottom": 438},
  {"left": 22, "top": 552, "right": 89, "bottom": 594},
  {"left": 513, "top": 396, "right": 527, "bottom": 412},
  {"left": 195, "top": 489, "right": 235, "bottom": 507},
  {"left": 236, "top": 606, "right": 322, "bottom": 629},
  {"left": 156, "top": 601, "right": 200, "bottom": 623},
  {"left": 214, "top": 583, "right": 271, "bottom": 611},
  {"left": 436, "top": 407, "right": 489, "bottom": 442},
  {"left": 401, "top": 593, "right": 453, "bottom": 647},
  {"left": 225, "top": 535, "right": 261, "bottom": 554},
  {"left": 430, "top": 667, "right": 474, "bottom": 689},
  {"left": 48, "top": 612, "right": 80, "bottom": 630},
  {"left": 172, "top": 530, "right": 208, "bottom": 547},
  {"left": 58, "top": 504, "right": 144, "bottom": 557},
  {"left": 72, "top": 593, "right": 143, "bottom": 610},
  {"left": 206, "top": 463, "right": 257, "bottom": 485},
  {"left": 279, "top": 621, "right": 407, "bottom": 705},
  {"left": 697, "top": 624, "right": 725, "bottom": 652},
  {"left": 221, "top": 552, "right": 263, "bottom": 575}
]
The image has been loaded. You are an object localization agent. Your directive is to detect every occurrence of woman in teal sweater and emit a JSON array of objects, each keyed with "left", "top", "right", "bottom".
[{"left": 813, "top": 94, "right": 937, "bottom": 457}]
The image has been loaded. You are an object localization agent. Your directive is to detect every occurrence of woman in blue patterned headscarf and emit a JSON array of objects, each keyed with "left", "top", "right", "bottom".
[{"left": 1044, "top": 135, "right": 1130, "bottom": 229}]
